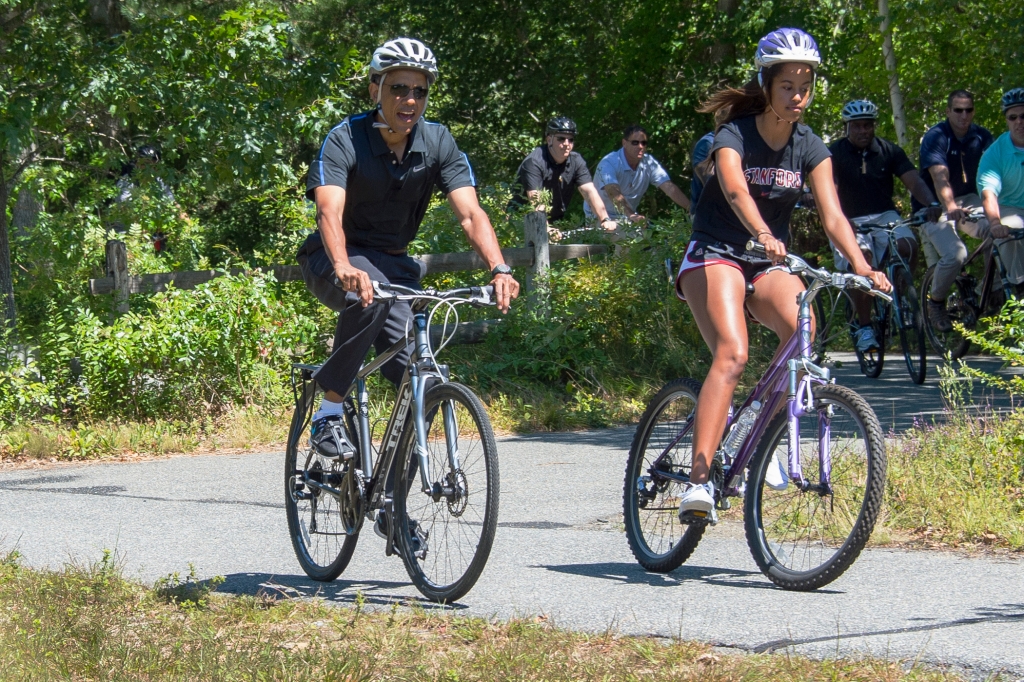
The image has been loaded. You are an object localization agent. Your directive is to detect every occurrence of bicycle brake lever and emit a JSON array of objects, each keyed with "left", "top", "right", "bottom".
[{"left": 371, "top": 281, "right": 397, "bottom": 300}]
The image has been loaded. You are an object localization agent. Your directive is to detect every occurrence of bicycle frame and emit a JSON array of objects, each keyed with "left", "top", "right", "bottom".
[
  {"left": 652, "top": 274, "right": 836, "bottom": 498},
  {"left": 961, "top": 232, "right": 1023, "bottom": 314}
]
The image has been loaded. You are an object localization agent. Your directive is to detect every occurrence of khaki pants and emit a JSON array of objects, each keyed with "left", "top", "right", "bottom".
[{"left": 920, "top": 195, "right": 1024, "bottom": 299}]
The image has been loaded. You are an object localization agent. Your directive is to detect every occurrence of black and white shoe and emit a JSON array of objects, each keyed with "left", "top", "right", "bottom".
[{"left": 310, "top": 414, "right": 356, "bottom": 459}]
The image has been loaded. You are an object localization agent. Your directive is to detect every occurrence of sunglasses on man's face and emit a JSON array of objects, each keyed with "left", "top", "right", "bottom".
[
  {"left": 628, "top": 139, "right": 648, "bottom": 147},
  {"left": 1008, "top": 113, "right": 1024, "bottom": 122},
  {"left": 389, "top": 83, "right": 429, "bottom": 100},
  {"left": 952, "top": 107, "right": 974, "bottom": 114},
  {"left": 554, "top": 135, "right": 574, "bottom": 144}
]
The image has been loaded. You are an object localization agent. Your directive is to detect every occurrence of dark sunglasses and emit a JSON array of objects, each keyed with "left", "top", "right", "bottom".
[
  {"left": 389, "top": 83, "right": 429, "bottom": 100},
  {"left": 952, "top": 107, "right": 974, "bottom": 114},
  {"left": 628, "top": 139, "right": 648, "bottom": 147},
  {"left": 1008, "top": 113, "right": 1024, "bottom": 122},
  {"left": 553, "top": 135, "right": 575, "bottom": 143}
]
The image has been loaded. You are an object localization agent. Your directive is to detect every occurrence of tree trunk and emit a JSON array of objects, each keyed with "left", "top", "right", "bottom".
[
  {"left": 12, "top": 186, "right": 40, "bottom": 238},
  {"left": 0, "top": 180, "right": 16, "bottom": 327},
  {"left": 879, "top": 0, "right": 908, "bottom": 147},
  {"left": 88, "top": 0, "right": 129, "bottom": 36},
  {"left": 710, "top": 0, "right": 740, "bottom": 64}
]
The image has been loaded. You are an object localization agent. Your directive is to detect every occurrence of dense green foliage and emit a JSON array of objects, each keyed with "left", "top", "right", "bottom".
[{"left": 2, "top": 0, "right": 1023, "bottom": 429}]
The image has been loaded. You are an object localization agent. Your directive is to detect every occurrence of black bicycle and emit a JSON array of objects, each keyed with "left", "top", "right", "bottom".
[
  {"left": 921, "top": 209, "right": 1024, "bottom": 359},
  {"left": 285, "top": 283, "right": 500, "bottom": 603}
]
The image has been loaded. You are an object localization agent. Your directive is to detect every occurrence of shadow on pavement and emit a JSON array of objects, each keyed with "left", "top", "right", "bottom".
[
  {"left": 216, "top": 572, "right": 468, "bottom": 610},
  {"left": 750, "top": 602, "right": 1024, "bottom": 654},
  {"left": 501, "top": 428, "right": 634, "bottom": 448},
  {"left": 532, "top": 560, "right": 812, "bottom": 592}
]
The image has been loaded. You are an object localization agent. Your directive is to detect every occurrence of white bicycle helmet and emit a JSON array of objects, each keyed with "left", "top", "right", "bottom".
[
  {"left": 1001, "top": 87, "right": 1024, "bottom": 113},
  {"left": 369, "top": 37, "right": 438, "bottom": 85},
  {"left": 841, "top": 99, "right": 878, "bottom": 122},
  {"left": 755, "top": 28, "right": 821, "bottom": 85},
  {"left": 368, "top": 38, "right": 438, "bottom": 133}
]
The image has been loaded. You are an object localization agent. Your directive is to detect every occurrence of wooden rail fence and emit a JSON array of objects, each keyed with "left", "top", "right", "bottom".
[{"left": 88, "top": 212, "right": 609, "bottom": 342}]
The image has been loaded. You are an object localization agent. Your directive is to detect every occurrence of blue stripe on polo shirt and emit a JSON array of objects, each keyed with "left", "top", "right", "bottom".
[
  {"left": 461, "top": 152, "right": 477, "bottom": 186},
  {"left": 317, "top": 114, "right": 364, "bottom": 185}
]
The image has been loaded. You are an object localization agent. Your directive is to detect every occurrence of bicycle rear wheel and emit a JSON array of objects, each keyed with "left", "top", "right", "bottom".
[
  {"left": 285, "top": 379, "right": 359, "bottom": 582},
  {"left": 744, "top": 383, "right": 886, "bottom": 591},
  {"left": 920, "top": 266, "right": 974, "bottom": 359},
  {"left": 893, "top": 266, "right": 927, "bottom": 384},
  {"left": 623, "top": 378, "right": 706, "bottom": 572},
  {"left": 394, "top": 382, "right": 499, "bottom": 603}
]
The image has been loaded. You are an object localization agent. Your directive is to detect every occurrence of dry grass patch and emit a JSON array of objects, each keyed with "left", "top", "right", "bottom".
[{"left": 0, "top": 551, "right": 972, "bottom": 681}]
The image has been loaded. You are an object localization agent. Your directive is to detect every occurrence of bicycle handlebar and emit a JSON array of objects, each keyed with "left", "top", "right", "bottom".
[
  {"left": 372, "top": 281, "right": 497, "bottom": 306},
  {"left": 745, "top": 241, "right": 893, "bottom": 302}
]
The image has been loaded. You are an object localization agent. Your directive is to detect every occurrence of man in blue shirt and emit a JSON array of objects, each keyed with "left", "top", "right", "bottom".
[
  {"left": 917, "top": 90, "right": 997, "bottom": 331},
  {"left": 978, "top": 88, "right": 1024, "bottom": 280}
]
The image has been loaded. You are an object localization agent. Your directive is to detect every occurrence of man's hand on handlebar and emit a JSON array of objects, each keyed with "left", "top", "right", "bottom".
[
  {"left": 946, "top": 207, "right": 967, "bottom": 224},
  {"left": 490, "top": 273, "right": 520, "bottom": 313},
  {"left": 925, "top": 205, "right": 944, "bottom": 223},
  {"left": 991, "top": 221, "right": 1012, "bottom": 239},
  {"left": 334, "top": 262, "right": 375, "bottom": 306}
]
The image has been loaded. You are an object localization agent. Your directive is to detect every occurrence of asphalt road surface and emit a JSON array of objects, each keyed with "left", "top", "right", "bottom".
[{"left": 1, "top": 354, "right": 1021, "bottom": 679}]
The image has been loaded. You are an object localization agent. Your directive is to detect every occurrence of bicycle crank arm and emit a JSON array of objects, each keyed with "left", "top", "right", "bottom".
[{"left": 304, "top": 477, "right": 343, "bottom": 500}]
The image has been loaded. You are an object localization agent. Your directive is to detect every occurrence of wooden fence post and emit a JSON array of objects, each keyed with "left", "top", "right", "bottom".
[
  {"left": 105, "top": 239, "right": 129, "bottom": 315},
  {"left": 523, "top": 210, "right": 550, "bottom": 309}
]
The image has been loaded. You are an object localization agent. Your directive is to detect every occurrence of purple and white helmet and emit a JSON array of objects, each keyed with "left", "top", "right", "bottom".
[{"left": 755, "top": 28, "right": 821, "bottom": 84}]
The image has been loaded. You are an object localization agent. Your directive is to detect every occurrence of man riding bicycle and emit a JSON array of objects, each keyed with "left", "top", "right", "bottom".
[
  {"left": 913, "top": 90, "right": 1024, "bottom": 332},
  {"left": 828, "top": 99, "right": 942, "bottom": 351},
  {"left": 977, "top": 88, "right": 1024, "bottom": 270},
  {"left": 297, "top": 37, "right": 519, "bottom": 465}
]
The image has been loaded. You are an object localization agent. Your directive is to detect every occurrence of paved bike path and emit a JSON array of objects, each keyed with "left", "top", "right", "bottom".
[{"left": 1, "top": 356, "right": 1021, "bottom": 679}]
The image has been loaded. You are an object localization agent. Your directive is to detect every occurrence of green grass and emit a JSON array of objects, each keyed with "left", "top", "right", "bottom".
[
  {"left": 0, "top": 551, "right": 970, "bottom": 681},
  {"left": 882, "top": 407, "right": 1024, "bottom": 551}
]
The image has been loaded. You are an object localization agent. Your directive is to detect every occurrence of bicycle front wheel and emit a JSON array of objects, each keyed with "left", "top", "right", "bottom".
[
  {"left": 394, "top": 382, "right": 499, "bottom": 603},
  {"left": 285, "top": 379, "right": 359, "bottom": 582},
  {"left": 920, "top": 265, "right": 974, "bottom": 359},
  {"left": 744, "top": 383, "right": 886, "bottom": 591},
  {"left": 893, "top": 266, "right": 927, "bottom": 384},
  {"left": 623, "top": 378, "right": 706, "bottom": 572}
]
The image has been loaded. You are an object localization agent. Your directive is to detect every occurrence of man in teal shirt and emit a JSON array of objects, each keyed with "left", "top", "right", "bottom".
[{"left": 978, "top": 88, "right": 1024, "bottom": 286}]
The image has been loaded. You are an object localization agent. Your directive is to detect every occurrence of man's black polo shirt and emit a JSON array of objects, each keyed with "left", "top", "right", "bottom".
[
  {"left": 913, "top": 120, "right": 994, "bottom": 210},
  {"left": 512, "top": 145, "right": 592, "bottom": 220},
  {"left": 829, "top": 135, "right": 916, "bottom": 219},
  {"left": 305, "top": 110, "right": 476, "bottom": 251}
]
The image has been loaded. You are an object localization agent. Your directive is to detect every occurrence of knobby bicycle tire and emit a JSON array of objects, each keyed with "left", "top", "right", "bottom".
[
  {"left": 285, "top": 379, "right": 360, "bottom": 582},
  {"left": 623, "top": 378, "right": 707, "bottom": 572},
  {"left": 394, "top": 382, "right": 499, "bottom": 603},
  {"left": 920, "top": 265, "right": 973, "bottom": 359},
  {"left": 743, "top": 383, "right": 886, "bottom": 591},
  {"left": 893, "top": 265, "right": 927, "bottom": 384}
]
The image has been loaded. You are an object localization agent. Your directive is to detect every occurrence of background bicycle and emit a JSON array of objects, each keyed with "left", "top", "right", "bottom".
[
  {"left": 285, "top": 283, "right": 500, "bottom": 603},
  {"left": 921, "top": 210, "right": 1024, "bottom": 359},
  {"left": 625, "top": 244, "right": 888, "bottom": 591}
]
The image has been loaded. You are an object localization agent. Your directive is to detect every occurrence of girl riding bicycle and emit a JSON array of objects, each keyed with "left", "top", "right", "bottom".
[{"left": 676, "top": 28, "right": 891, "bottom": 517}]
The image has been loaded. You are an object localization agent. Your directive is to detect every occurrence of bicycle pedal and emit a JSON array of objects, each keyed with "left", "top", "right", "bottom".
[{"left": 679, "top": 508, "right": 718, "bottom": 526}]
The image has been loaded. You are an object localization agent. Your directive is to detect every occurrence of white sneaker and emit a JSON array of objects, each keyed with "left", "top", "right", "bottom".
[
  {"left": 678, "top": 481, "right": 715, "bottom": 522},
  {"left": 764, "top": 450, "right": 790, "bottom": 491},
  {"left": 853, "top": 325, "right": 879, "bottom": 353}
]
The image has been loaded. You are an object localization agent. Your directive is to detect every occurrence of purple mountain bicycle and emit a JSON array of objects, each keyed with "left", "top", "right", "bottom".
[{"left": 624, "top": 243, "right": 889, "bottom": 591}]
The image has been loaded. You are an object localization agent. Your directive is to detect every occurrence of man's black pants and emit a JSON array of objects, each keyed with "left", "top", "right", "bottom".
[{"left": 297, "top": 236, "right": 425, "bottom": 397}]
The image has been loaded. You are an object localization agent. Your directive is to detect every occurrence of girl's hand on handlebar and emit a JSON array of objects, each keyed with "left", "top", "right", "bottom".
[{"left": 756, "top": 232, "right": 787, "bottom": 264}]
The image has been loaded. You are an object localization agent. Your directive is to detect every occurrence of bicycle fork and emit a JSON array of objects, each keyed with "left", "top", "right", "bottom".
[
  {"left": 787, "top": 289, "right": 833, "bottom": 495},
  {"left": 409, "top": 315, "right": 462, "bottom": 496}
]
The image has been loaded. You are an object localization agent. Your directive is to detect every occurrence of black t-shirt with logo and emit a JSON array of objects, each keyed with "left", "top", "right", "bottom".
[
  {"left": 512, "top": 145, "right": 593, "bottom": 220},
  {"left": 830, "top": 135, "right": 916, "bottom": 219},
  {"left": 692, "top": 115, "right": 831, "bottom": 249},
  {"left": 305, "top": 110, "right": 476, "bottom": 251}
]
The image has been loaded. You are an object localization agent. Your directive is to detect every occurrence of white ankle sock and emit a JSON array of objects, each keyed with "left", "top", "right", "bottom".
[{"left": 312, "top": 398, "right": 345, "bottom": 422}]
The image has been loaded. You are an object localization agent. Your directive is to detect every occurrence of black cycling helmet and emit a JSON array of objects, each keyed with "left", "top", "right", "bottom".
[
  {"left": 1001, "top": 87, "right": 1024, "bottom": 113},
  {"left": 545, "top": 117, "right": 577, "bottom": 136},
  {"left": 136, "top": 145, "right": 161, "bottom": 162}
]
